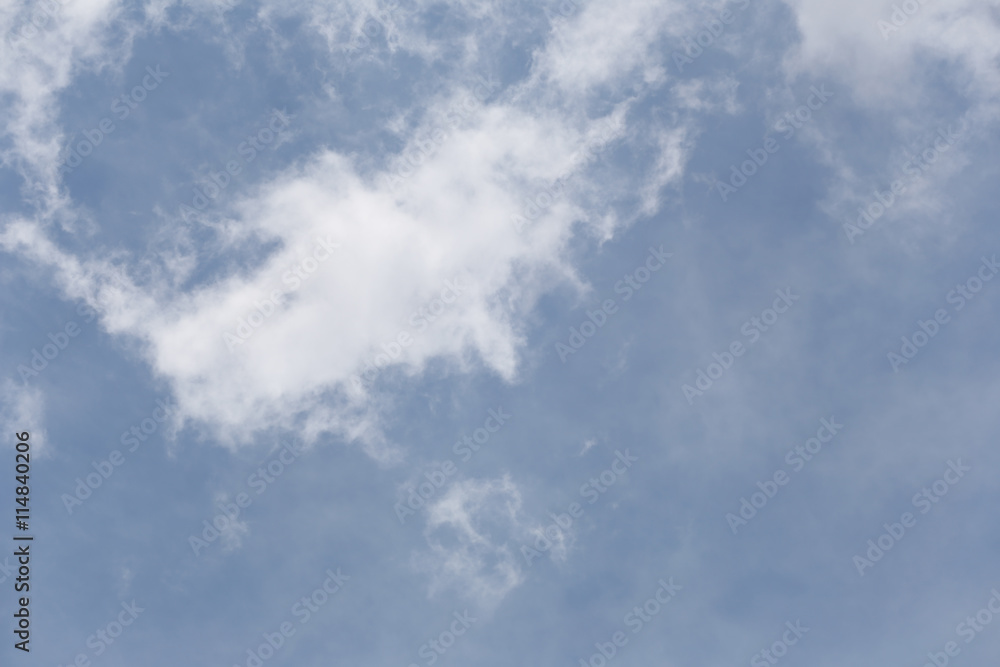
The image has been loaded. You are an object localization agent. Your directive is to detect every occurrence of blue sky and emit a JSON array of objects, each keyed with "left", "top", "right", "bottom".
[{"left": 2, "top": 0, "right": 1000, "bottom": 665}]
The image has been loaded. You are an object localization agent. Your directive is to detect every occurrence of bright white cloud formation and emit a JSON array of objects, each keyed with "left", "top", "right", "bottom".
[{"left": 0, "top": 0, "right": 697, "bottom": 460}]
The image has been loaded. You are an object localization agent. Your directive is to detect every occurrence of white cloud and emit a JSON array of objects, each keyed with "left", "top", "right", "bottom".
[
  {"left": 213, "top": 492, "right": 251, "bottom": 552},
  {"left": 0, "top": 0, "right": 703, "bottom": 459},
  {"left": 530, "top": 0, "right": 681, "bottom": 97},
  {"left": 414, "top": 475, "right": 534, "bottom": 609},
  {"left": 0, "top": 0, "right": 138, "bottom": 218},
  {"left": 638, "top": 125, "right": 692, "bottom": 216},
  {"left": 777, "top": 0, "right": 1000, "bottom": 249},
  {"left": 781, "top": 0, "right": 1000, "bottom": 107},
  {"left": 0, "top": 379, "right": 47, "bottom": 455}
]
